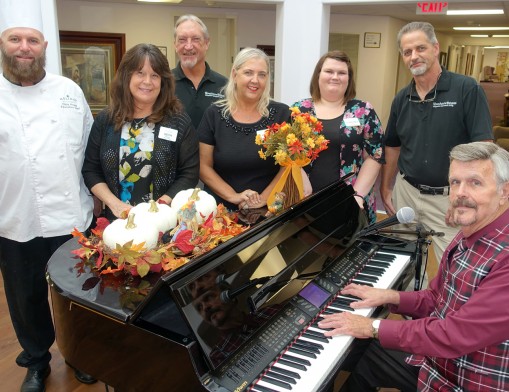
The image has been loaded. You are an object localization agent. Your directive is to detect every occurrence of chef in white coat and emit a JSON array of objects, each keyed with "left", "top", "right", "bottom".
[{"left": 0, "top": 0, "right": 97, "bottom": 390}]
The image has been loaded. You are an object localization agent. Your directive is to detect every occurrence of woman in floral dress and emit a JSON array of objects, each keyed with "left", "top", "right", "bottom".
[{"left": 294, "top": 50, "right": 385, "bottom": 223}]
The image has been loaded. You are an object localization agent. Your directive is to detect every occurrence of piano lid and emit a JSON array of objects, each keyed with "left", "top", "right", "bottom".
[
  {"left": 162, "top": 179, "right": 366, "bottom": 371},
  {"left": 46, "top": 178, "right": 365, "bottom": 355}
]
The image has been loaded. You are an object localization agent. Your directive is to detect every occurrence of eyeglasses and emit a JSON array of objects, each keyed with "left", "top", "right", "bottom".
[
  {"left": 408, "top": 72, "right": 442, "bottom": 103},
  {"left": 408, "top": 82, "right": 437, "bottom": 103}
]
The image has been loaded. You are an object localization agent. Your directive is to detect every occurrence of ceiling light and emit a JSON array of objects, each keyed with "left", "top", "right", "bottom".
[
  {"left": 493, "top": 35, "right": 509, "bottom": 38},
  {"left": 447, "top": 9, "right": 504, "bottom": 16},
  {"left": 484, "top": 46, "right": 509, "bottom": 49},
  {"left": 470, "top": 35, "right": 489, "bottom": 37},
  {"left": 137, "top": 0, "right": 183, "bottom": 3},
  {"left": 454, "top": 27, "right": 509, "bottom": 31}
]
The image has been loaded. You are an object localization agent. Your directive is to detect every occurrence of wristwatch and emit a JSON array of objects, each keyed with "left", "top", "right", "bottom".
[{"left": 372, "top": 319, "right": 381, "bottom": 339}]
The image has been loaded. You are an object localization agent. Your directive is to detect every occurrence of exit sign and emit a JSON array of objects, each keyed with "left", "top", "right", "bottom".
[{"left": 416, "top": 2, "right": 448, "bottom": 14}]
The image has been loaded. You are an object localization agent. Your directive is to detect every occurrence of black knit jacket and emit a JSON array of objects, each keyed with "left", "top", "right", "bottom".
[{"left": 82, "top": 108, "right": 199, "bottom": 215}]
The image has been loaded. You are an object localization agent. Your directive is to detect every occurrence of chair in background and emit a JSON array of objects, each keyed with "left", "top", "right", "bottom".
[
  {"left": 493, "top": 126, "right": 509, "bottom": 152},
  {"left": 482, "top": 66, "right": 500, "bottom": 82}
]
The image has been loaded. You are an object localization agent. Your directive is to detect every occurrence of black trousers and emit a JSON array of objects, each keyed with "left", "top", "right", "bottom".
[
  {"left": 340, "top": 339, "right": 419, "bottom": 392},
  {"left": 0, "top": 235, "right": 71, "bottom": 370}
]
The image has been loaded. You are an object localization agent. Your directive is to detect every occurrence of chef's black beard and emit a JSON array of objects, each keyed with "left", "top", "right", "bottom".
[{"left": 1, "top": 47, "right": 46, "bottom": 84}]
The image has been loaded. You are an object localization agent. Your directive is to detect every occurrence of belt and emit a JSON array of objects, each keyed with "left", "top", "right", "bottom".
[{"left": 401, "top": 174, "right": 450, "bottom": 196}]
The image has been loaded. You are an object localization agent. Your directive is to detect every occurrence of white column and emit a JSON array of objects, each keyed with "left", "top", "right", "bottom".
[
  {"left": 41, "top": 0, "right": 61, "bottom": 74},
  {"left": 274, "top": 0, "right": 330, "bottom": 105}
]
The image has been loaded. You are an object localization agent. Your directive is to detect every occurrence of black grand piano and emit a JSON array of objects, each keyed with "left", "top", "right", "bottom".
[{"left": 47, "top": 180, "right": 415, "bottom": 392}]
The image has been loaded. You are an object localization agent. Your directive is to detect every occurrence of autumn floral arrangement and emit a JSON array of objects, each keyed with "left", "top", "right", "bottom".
[
  {"left": 71, "top": 189, "right": 248, "bottom": 278},
  {"left": 255, "top": 107, "right": 329, "bottom": 211}
]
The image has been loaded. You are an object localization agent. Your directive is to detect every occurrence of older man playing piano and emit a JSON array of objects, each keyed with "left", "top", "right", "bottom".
[{"left": 319, "top": 142, "right": 509, "bottom": 391}]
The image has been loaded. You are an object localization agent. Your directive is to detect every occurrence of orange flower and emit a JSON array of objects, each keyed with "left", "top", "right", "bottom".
[{"left": 256, "top": 106, "right": 328, "bottom": 164}]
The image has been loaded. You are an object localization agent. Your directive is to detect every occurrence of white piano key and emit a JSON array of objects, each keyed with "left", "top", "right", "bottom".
[{"left": 255, "top": 378, "right": 290, "bottom": 392}]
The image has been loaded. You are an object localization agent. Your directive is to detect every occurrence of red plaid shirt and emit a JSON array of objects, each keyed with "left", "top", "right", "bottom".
[{"left": 382, "top": 208, "right": 509, "bottom": 391}]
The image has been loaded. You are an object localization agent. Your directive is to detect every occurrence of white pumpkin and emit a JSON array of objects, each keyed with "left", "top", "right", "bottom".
[
  {"left": 103, "top": 213, "right": 159, "bottom": 250},
  {"left": 171, "top": 188, "right": 217, "bottom": 223},
  {"left": 130, "top": 200, "right": 177, "bottom": 233}
]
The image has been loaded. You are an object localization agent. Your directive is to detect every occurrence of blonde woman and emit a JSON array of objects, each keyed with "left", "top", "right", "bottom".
[{"left": 198, "top": 48, "right": 291, "bottom": 211}]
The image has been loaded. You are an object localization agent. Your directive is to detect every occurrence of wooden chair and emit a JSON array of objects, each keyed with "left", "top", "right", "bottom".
[{"left": 493, "top": 125, "right": 509, "bottom": 152}]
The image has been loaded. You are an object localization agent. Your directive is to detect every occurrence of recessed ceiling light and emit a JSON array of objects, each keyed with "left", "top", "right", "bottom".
[
  {"left": 484, "top": 46, "right": 509, "bottom": 49},
  {"left": 447, "top": 9, "right": 504, "bottom": 16},
  {"left": 493, "top": 35, "right": 509, "bottom": 38},
  {"left": 454, "top": 27, "right": 509, "bottom": 31},
  {"left": 470, "top": 35, "right": 489, "bottom": 37}
]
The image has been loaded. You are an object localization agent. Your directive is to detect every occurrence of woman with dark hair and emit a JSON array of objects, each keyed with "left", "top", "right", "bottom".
[
  {"left": 294, "top": 50, "right": 385, "bottom": 223},
  {"left": 82, "top": 43, "right": 199, "bottom": 219}
]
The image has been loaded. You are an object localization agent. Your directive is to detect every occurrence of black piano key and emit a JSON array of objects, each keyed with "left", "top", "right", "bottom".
[
  {"left": 361, "top": 267, "right": 384, "bottom": 276},
  {"left": 252, "top": 383, "right": 279, "bottom": 392},
  {"left": 333, "top": 298, "right": 354, "bottom": 306},
  {"left": 351, "top": 279, "right": 374, "bottom": 286},
  {"left": 292, "top": 342, "right": 320, "bottom": 354},
  {"left": 368, "top": 260, "right": 391, "bottom": 268},
  {"left": 282, "top": 353, "right": 312, "bottom": 366},
  {"left": 330, "top": 302, "right": 354, "bottom": 312},
  {"left": 288, "top": 346, "right": 317, "bottom": 359},
  {"left": 311, "top": 321, "right": 333, "bottom": 331},
  {"left": 266, "top": 370, "right": 297, "bottom": 384},
  {"left": 295, "top": 339, "right": 324, "bottom": 350},
  {"left": 372, "top": 253, "right": 395, "bottom": 261},
  {"left": 305, "top": 329, "right": 331, "bottom": 338},
  {"left": 303, "top": 331, "right": 330, "bottom": 343},
  {"left": 337, "top": 294, "right": 361, "bottom": 301},
  {"left": 278, "top": 358, "right": 307, "bottom": 371},
  {"left": 271, "top": 365, "right": 301, "bottom": 379},
  {"left": 261, "top": 375, "right": 292, "bottom": 390},
  {"left": 355, "top": 273, "right": 378, "bottom": 283},
  {"left": 323, "top": 308, "right": 342, "bottom": 315}
]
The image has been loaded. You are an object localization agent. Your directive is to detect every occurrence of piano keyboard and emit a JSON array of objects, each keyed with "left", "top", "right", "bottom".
[{"left": 250, "top": 250, "right": 412, "bottom": 392}]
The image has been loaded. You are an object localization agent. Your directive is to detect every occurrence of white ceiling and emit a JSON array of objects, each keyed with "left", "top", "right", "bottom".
[{"left": 69, "top": 0, "right": 509, "bottom": 39}]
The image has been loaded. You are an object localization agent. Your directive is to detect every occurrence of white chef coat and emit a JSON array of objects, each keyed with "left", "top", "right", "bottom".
[{"left": 0, "top": 73, "right": 94, "bottom": 242}]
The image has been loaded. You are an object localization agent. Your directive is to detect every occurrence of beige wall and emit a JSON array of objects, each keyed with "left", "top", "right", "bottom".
[
  {"left": 57, "top": 1, "right": 488, "bottom": 127},
  {"left": 329, "top": 14, "right": 405, "bottom": 127}
]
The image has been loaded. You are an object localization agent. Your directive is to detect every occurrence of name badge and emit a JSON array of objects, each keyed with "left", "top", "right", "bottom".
[
  {"left": 344, "top": 117, "right": 361, "bottom": 127},
  {"left": 159, "top": 127, "right": 178, "bottom": 142}
]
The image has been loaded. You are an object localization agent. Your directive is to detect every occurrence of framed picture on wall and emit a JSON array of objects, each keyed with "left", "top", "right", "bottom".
[
  {"left": 364, "top": 32, "right": 381, "bottom": 48},
  {"left": 439, "top": 52, "right": 448, "bottom": 67},
  {"left": 59, "top": 31, "right": 126, "bottom": 115},
  {"left": 157, "top": 46, "right": 167, "bottom": 57}
]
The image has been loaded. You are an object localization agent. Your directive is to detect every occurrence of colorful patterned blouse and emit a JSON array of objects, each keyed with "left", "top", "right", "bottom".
[
  {"left": 119, "top": 119, "right": 154, "bottom": 205},
  {"left": 293, "top": 98, "right": 385, "bottom": 223}
]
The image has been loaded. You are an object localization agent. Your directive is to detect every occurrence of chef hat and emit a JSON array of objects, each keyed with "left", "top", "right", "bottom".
[{"left": 0, "top": 0, "right": 44, "bottom": 36}]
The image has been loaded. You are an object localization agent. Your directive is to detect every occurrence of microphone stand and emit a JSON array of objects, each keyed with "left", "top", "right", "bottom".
[{"left": 375, "top": 226, "right": 442, "bottom": 291}]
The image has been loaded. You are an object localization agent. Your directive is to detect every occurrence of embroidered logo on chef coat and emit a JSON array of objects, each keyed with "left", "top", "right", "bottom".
[{"left": 60, "top": 95, "right": 80, "bottom": 110}]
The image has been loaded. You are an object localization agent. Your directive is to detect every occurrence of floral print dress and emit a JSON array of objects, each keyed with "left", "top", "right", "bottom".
[
  {"left": 119, "top": 119, "right": 155, "bottom": 205},
  {"left": 293, "top": 98, "right": 384, "bottom": 223}
]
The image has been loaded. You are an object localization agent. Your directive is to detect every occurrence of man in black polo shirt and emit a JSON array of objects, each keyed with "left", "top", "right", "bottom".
[
  {"left": 380, "top": 21, "right": 492, "bottom": 277},
  {"left": 173, "top": 14, "right": 228, "bottom": 129}
]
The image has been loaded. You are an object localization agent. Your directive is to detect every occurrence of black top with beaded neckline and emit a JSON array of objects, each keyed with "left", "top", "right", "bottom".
[{"left": 198, "top": 101, "right": 291, "bottom": 210}]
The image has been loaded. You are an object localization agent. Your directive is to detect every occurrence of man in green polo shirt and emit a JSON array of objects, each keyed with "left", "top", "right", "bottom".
[{"left": 173, "top": 14, "right": 228, "bottom": 129}]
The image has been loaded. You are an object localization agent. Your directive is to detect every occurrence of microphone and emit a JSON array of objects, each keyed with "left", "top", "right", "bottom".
[
  {"left": 357, "top": 207, "right": 415, "bottom": 237},
  {"left": 220, "top": 276, "right": 272, "bottom": 303}
]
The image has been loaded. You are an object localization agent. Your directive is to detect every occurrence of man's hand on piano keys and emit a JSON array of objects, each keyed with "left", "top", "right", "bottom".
[
  {"left": 340, "top": 283, "right": 400, "bottom": 309},
  {"left": 318, "top": 312, "right": 374, "bottom": 339}
]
